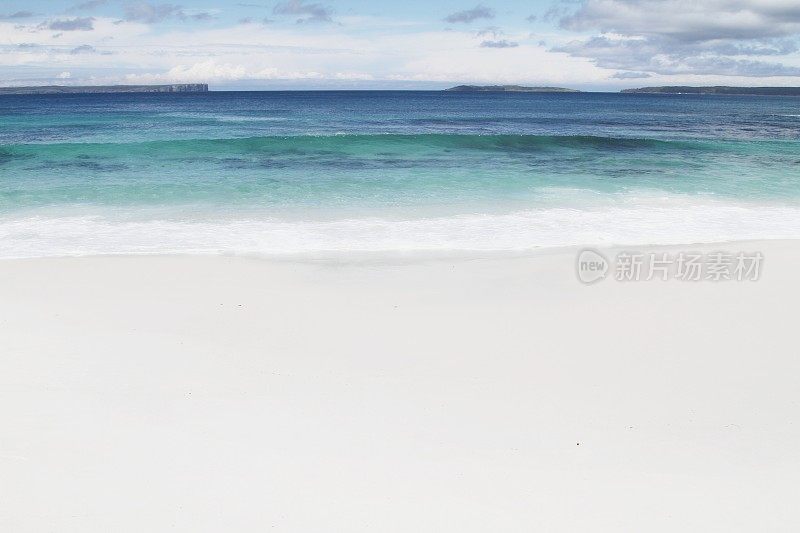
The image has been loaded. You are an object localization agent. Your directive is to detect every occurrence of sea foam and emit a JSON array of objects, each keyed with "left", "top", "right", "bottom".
[{"left": 2, "top": 197, "right": 799, "bottom": 258}]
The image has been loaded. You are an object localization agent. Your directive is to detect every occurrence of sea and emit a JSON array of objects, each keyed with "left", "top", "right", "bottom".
[{"left": 1, "top": 90, "right": 800, "bottom": 258}]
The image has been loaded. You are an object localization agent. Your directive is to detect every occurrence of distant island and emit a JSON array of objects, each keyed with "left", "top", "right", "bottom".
[
  {"left": 0, "top": 84, "right": 208, "bottom": 95},
  {"left": 446, "top": 85, "right": 580, "bottom": 93},
  {"left": 622, "top": 86, "right": 800, "bottom": 96}
]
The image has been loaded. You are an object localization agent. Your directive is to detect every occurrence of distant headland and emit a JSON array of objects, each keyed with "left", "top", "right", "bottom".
[
  {"left": 622, "top": 86, "right": 800, "bottom": 96},
  {"left": 446, "top": 85, "right": 580, "bottom": 93},
  {"left": 0, "top": 84, "right": 209, "bottom": 95}
]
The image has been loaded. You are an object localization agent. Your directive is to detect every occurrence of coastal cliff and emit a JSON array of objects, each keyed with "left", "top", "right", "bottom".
[
  {"left": 622, "top": 86, "right": 800, "bottom": 96},
  {"left": 0, "top": 84, "right": 209, "bottom": 95}
]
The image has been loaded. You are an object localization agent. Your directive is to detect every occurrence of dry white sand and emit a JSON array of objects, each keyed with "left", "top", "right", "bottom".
[{"left": 2, "top": 242, "right": 799, "bottom": 532}]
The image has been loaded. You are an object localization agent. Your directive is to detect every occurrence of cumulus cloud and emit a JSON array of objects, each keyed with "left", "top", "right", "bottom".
[
  {"left": 273, "top": 0, "right": 332, "bottom": 23},
  {"left": 47, "top": 17, "right": 95, "bottom": 31},
  {"left": 480, "top": 39, "right": 518, "bottom": 48},
  {"left": 444, "top": 5, "right": 494, "bottom": 24},
  {"left": 554, "top": 0, "right": 800, "bottom": 77}
]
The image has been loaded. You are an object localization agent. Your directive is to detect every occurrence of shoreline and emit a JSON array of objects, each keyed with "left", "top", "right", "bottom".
[{"left": 0, "top": 237, "right": 794, "bottom": 264}]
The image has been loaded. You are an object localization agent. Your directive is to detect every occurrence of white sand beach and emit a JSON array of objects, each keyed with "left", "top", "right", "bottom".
[{"left": 2, "top": 242, "right": 799, "bottom": 532}]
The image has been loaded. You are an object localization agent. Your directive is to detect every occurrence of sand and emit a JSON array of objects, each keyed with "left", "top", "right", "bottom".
[{"left": 2, "top": 242, "right": 799, "bottom": 531}]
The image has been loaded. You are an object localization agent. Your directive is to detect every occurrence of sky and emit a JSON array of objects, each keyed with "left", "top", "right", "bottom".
[{"left": 2, "top": 0, "right": 800, "bottom": 90}]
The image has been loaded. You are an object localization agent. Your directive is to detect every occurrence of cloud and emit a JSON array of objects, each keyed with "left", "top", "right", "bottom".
[
  {"left": 273, "top": 0, "right": 333, "bottom": 23},
  {"left": 47, "top": 17, "right": 95, "bottom": 31},
  {"left": 555, "top": 35, "right": 800, "bottom": 77},
  {"left": 560, "top": 0, "right": 800, "bottom": 43},
  {"left": 70, "top": 44, "right": 97, "bottom": 54},
  {"left": 238, "top": 15, "right": 275, "bottom": 24},
  {"left": 69, "top": 0, "right": 108, "bottom": 12},
  {"left": 476, "top": 26, "right": 502, "bottom": 38},
  {"left": 190, "top": 12, "right": 216, "bottom": 21},
  {"left": 611, "top": 71, "right": 651, "bottom": 79},
  {"left": 1, "top": 11, "right": 36, "bottom": 19},
  {"left": 480, "top": 39, "right": 518, "bottom": 48},
  {"left": 525, "top": 14, "right": 537, "bottom": 22},
  {"left": 0, "top": 19, "right": 609, "bottom": 88},
  {"left": 20, "top": 2, "right": 789, "bottom": 88},
  {"left": 678, "top": 57, "right": 800, "bottom": 77},
  {"left": 444, "top": 5, "right": 494, "bottom": 24},
  {"left": 122, "top": 2, "right": 185, "bottom": 23},
  {"left": 4, "top": 42, "right": 113, "bottom": 57},
  {"left": 554, "top": 0, "right": 800, "bottom": 77},
  {"left": 118, "top": 3, "right": 215, "bottom": 23},
  {"left": 542, "top": 4, "right": 570, "bottom": 23}
]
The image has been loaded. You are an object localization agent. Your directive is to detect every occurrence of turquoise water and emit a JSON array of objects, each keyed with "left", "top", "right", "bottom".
[{"left": 1, "top": 91, "right": 800, "bottom": 257}]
